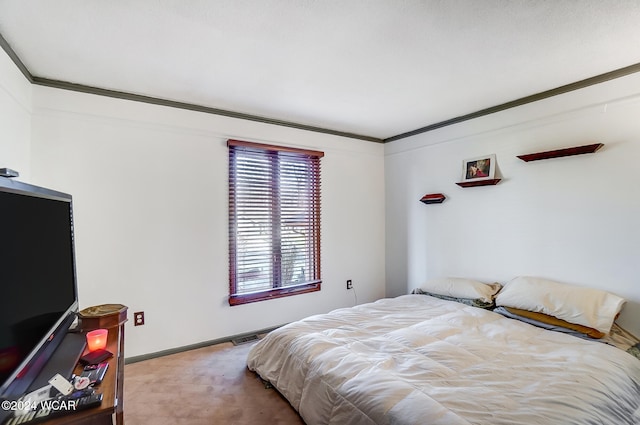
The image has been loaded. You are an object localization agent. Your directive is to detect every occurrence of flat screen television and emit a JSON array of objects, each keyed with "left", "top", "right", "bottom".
[{"left": 0, "top": 177, "right": 80, "bottom": 402}]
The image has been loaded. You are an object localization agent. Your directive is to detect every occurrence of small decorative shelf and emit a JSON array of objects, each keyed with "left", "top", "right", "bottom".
[
  {"left": 517, "top": 143, "right": 603, "bottom": 162},
  {"left": 420, "top": 193, "right": 446, "bottom": 204},
  {"left": 456, "top": 178, "right": 501, "bottom": 188}
]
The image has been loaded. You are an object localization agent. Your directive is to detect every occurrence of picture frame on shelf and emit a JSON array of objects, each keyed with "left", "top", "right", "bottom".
[{"left": 461, "top": 154, "right": 496, "bottom": 182}]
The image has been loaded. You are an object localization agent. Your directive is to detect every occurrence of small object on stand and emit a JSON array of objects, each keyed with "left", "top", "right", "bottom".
[
  {"left": 80, "top": 361, "right": 109, "bottom": 385},
  {"left": 79, "top": 348, "right": 113, "bottom": 365},
  {"left": 86, "top": 329, "right": 108, "bottom": 352},
  {"left": 78, "top": 304, "right": 128, "bottom": 331},
  {"left": 74, "top": 376, "right": 91, "bottom": 390},
  {"left": 0, "top": 168, "right": 19, "bottom": 178},
  {"left": 48, "top": 373, "right": 74, "bottom": 396}
]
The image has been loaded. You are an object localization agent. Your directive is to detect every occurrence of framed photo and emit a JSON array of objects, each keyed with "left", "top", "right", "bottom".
[{"left": 462, "top": 154, "right": 496, "bottom": 182}]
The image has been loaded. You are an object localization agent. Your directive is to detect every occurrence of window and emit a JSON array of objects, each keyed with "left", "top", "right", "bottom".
[{"left": 228, "top": 139, "right": 323, "bottom": 305}]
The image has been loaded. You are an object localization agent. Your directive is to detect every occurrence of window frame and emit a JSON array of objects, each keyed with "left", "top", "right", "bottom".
[{"left": 227, "top": 139, "right": 323, "bottom": 306}]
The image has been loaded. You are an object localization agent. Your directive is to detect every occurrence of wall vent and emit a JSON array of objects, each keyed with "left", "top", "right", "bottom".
[{"left": 231, "top": 334, "right": 259, "bottom": 346}]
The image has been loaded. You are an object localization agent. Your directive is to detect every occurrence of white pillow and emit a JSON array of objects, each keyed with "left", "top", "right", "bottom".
[
  {"left": 495, "top": 276, "right": 625, "bottom": 333},
  {"left": 418, "top": 277, "right": 501, "bottom": 303}
]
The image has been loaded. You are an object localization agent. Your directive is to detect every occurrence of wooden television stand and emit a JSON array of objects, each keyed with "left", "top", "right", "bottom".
[{"left": 46, "top": 305, "right": 127, "bottom": 425}]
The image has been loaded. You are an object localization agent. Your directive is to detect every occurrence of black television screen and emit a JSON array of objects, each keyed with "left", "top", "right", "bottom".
[{"left": 0, "top": 178, "right": 79, "bottom": 398}]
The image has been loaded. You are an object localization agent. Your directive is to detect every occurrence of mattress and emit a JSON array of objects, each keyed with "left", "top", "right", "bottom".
[{"left": 247, "top": 295, "right": 640, "bottom": 425}]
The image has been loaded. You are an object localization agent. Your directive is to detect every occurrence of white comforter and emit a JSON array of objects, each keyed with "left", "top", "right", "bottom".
[{"left": 247, "top": 295, "right": 640, "bottom": 425}]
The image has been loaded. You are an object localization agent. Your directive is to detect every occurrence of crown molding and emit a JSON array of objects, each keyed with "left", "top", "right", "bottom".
[
  {"left": 384, "top": 62, "right": 640, "bottom": 142},
  {"left": 31, "top": 76, "right": 383, "bottom": 143},
  {"left": 0, "top": 32, "right": 33, "bottom": 83},
  {"left": 0, "top": 32, "right": 382, "bottom": 143},
  {"left": 2, "top": 31, "right": 640, "bottom": 144}
]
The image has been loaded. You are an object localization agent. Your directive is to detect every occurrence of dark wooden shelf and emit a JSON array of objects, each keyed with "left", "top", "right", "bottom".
[
  {"left": 517, "top": 143, "right": 603, "bottom": 162},
  {"left": 420, "top": 193, "right": 446, "bottom": 204},
  {"left": 456, "top": 178, "right": 501, "bottom": 188}
]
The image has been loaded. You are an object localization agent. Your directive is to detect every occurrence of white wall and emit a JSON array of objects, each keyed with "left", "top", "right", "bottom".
[
  {"left": 8, "top": 82, "right": 385, "bottom": 358},
  {"left": 0, "top": 48, "right": 31, "bottom": 177},
  {"left": 385, "top": 72, "right": 640, "bottom": 336},
  {"left": 5, "top": 38, "right": 640, "bottom": 354}
]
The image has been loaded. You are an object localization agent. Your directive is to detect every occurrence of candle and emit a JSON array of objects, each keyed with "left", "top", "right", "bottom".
[{"left": 86, "top": 329, "right": 108, "bottom": 352}]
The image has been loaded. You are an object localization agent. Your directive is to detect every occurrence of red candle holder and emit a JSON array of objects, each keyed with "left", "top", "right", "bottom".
[{"left": 86, "top": 329, "right": 108, "bottom": 352}]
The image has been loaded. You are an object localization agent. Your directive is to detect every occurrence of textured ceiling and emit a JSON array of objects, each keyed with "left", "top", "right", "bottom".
[{"left": 1, "top": 0, "right": 640, "bottom": 141}]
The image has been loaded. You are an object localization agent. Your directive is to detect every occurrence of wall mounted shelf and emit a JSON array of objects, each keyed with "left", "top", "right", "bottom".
[
  {"left": 456, "top": 179, "right": 501, "bottom": 188},
  {"left": 420, "top": 193, "right": 446, "bottom": 204},
  {"left": 517, "top": 143, "right": 603, "bottom": 162}
]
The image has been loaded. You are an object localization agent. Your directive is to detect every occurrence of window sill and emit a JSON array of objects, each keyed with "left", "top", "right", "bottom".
[{"left": 229, "top": 281, "right": 321, "bottom": 306}]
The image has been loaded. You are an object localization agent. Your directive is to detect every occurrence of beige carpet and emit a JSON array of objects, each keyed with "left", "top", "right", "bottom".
[{"left": 124, "top": 340, "right": 304, "bottom": 424}]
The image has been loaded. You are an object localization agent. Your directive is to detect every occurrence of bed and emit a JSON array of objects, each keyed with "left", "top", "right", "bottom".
[{"left": 247, "top": 277, "right": 640, "bottom": 425}]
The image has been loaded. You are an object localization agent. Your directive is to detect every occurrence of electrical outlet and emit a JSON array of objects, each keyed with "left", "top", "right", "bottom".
[
  {"left": 346, "top": 280, "right": 353, "bottom": 290},
  {"left": 134, "top": 311, "right": 145, "bottom": 326}
]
